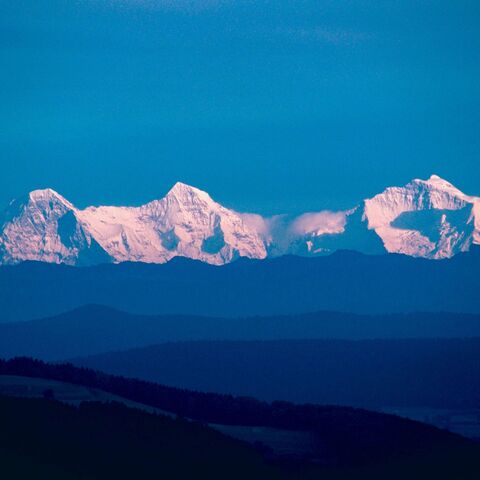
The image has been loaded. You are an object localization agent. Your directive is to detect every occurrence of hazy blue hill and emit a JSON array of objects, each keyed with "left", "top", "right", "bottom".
[
  {"left": 0, "top": 248, "right": 479, "bottom": 322},
  {"left": 1, "top": 305, "right": 480, "bottom": 360},
  {"left": 72, "top": 338, "right": 480, "bottom": 411}
]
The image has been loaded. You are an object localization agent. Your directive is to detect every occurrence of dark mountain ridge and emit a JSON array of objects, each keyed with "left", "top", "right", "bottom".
[{"left": 0, "top": 248, "right": 479, "bottom": 322}]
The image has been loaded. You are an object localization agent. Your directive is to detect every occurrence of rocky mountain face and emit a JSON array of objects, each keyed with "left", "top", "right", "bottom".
[
  {"left": 363, "top": 175, "right": 479, "bottom": 258},
  {"left": 296, "top": 175, "right": 479, "bottom": 259},
  {"left": 75, "top": 182, "right": 267, "bottom": 265},
  {"left": 0, "top": 175, "right": 478, "bottom": 265},
  {"left": 0, "top": 189, "right": 111, "bottom": 266}
]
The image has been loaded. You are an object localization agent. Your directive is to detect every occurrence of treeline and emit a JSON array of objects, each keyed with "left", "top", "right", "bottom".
[
  {"left": 0, "top": 395, "right": 279, "bottom": 480},
  {"left": 0, "top": 356, "right": 471, "bottom": 466}
]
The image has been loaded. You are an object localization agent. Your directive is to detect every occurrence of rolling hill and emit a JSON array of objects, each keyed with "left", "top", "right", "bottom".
[
  {"left": 1, "top": 305, "right": 480, "bottom": 359},
  {"left": 71, "top": 338, "right": 480, "bottom": 412}
]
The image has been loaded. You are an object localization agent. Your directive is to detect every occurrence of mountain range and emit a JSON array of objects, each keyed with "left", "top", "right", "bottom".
[
  {"left": 0, "top": 175, "right": 478, "bottom": 265},
  {"left": 0, "top": 249, "right": 479, "bottom": 322}
]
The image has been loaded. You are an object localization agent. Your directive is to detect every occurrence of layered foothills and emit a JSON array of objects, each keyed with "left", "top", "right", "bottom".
[{"left": 0, "top": 175, "right": 479, "bottom": 266}]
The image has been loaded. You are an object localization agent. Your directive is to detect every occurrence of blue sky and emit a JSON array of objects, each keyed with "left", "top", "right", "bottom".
[{"left": 1, "top": 0, "right": 479, "bottom": 214}]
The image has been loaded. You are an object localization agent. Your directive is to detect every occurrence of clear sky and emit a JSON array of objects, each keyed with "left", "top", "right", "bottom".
[{"left": 1, "top": 1, "right": 479, "bottom": 214}]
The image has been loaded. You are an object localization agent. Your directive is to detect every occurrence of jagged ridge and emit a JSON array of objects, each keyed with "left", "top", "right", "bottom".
[{"left": 0, "top": 175, "right": 478, "bottom": 265}]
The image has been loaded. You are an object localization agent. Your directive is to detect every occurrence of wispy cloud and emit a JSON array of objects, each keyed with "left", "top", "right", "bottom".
[
  {"left": 239, "top": 213, "right": 285, "bottom": 243},
  {"left": 240, "top": 210, "right": 348, "bottom": 248},
  {"left": 290, "top": 211, "right": 347, "bottom": 236}
]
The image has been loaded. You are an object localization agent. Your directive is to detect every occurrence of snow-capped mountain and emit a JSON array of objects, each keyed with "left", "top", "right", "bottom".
[
  {"left": 289, "top": 175, "right": 479, "bottom": 259},
  {"left": 362, "top": 175, "right": 479, "bottom": 258},
  {"left": 76, "top": 182, "right": 267, "bottom": 264},
  {"left": 0, "top": 175, "right": 478, "bottom": 266},
  {"left": 0, "top": 189, "right": 110, "bottom": 266},
  {"left": 0, "top": 183, "right": 267, "bottom": 266}
]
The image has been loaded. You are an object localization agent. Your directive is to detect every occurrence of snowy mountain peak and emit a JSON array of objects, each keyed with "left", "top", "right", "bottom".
[
  {"left": 71, "top": 182, "right": 267, "bottom": 265},
  {"left": 0, "top": 187, "right": 105, "bottom": 266},
  {"left": 412, "top": 174, "right": 467, "bottom": 198},
  {"left": 164, "top": 182, "right": 214, "bottom": 206},
  {"left": 362, "top": 175, "right": 479, "bottom": 258},
  {"left": 168, "top": 181, "right": 201, "bottom": 193},
  {"left": 27, "top": 188, "right": 74, "bottom": 209},
  {"left": 426, "top": 173, "right": 448, "bottom": 183},
  {"left": 29, "top": 187, "right": 61, "bottom": 199},
  {"left": 363, "top": 175, "right": 470, "bottom": 229},
  {"left": 415, "top": 174, "right": 452, "bottom": 189}
]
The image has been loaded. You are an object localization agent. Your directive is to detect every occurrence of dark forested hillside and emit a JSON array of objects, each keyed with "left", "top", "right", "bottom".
[
  {"left": 0, "top": 248, "right": 479, "bottom": 323},
  {"left": 1, "top": 392, "right": 479, "bottom": 480},
  {"left": 0, "top": 395, "right": 280, "bottom": 480},
  {"left": 0, "top": 357, "right": 476, "bottom": 469}
]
